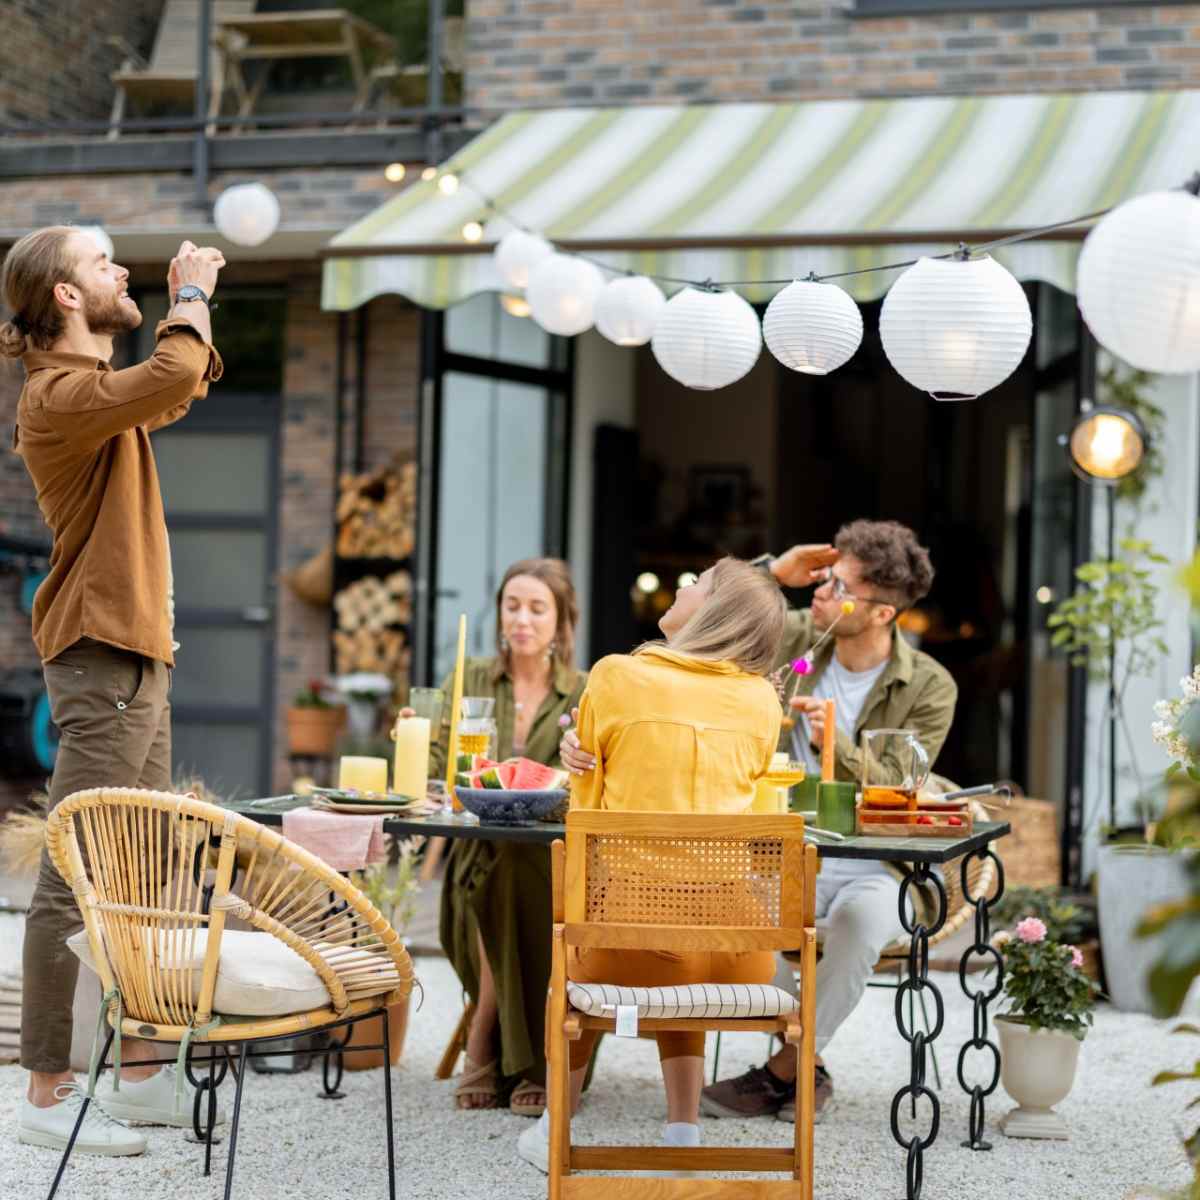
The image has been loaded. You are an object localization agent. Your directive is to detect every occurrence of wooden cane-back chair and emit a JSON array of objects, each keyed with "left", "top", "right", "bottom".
[
  {"left": 548, "top": 810, "right": 818, "bottom": 1200},
  {"left": 45, "top": 787, "right": 415, "bottom": 1199}
]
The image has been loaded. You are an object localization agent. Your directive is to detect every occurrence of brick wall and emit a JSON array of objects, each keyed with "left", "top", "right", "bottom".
[
  {"left": 464, "top": 1, "right": 1200, "bottom": 107},
  {"left": 0, "top": 0, "right": 164, "bottom": 125}
]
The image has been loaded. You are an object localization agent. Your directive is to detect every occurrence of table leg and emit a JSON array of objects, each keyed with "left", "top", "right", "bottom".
[
  {"left": 890, "top": 862, "right": 946, "bottom": 1200},
  {"left": 956, "top": 849, "right": 1005, "bottom": 1151}
]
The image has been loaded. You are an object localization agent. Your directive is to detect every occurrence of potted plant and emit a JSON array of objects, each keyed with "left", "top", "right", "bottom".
[
  {"left": 994, "top": 917, "right": 1100, "bottom": 1140},
  {"left": 992, "top": 885, "right": 1101, "bottom": 982},
  {"left": 343, "top": 837, "right": 421, "bottom": 1070},
  {"left": 336, "top": 672, "right": 395, "bottom": 741},
  {"left": 1049, "top": 537, "right": 1178, "bottom": 1012},
  {"left": 286, "top": 679, "right": 347, "bottom": 756}
]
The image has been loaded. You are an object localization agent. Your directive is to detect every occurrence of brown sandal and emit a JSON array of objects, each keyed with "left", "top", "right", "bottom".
[
  {"left": 454, "top": 1056, "right": 499, "bottom": 1110},
  {"left": 509, "top": 1078, "right": 546, "bottom": 1117}
]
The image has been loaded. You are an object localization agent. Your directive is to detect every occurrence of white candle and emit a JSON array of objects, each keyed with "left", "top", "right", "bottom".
[
  {"left": 392, "top": 716, "right": 430, "bottom": 800},
  {"left": 339, "top": 756, "right": 389, "bottom": 794}
]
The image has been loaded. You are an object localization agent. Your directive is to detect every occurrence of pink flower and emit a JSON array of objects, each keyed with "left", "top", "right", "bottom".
[
  {"left": 557, "top": 714, "right": 572, "bottom": 729},
  {"left": 1069, "top": 945, "right": 1084, "bottom": 969},
  {"left": 1015, "top": 917, "right": 1047, "bottom": 944}
]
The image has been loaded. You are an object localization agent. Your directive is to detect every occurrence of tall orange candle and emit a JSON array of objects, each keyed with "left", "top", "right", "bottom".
[
  {"left": 445, "top": 614, "right": 467, "bottom": 811},
  {"left": 821, "top": 698, "right": 836, "bottom": 782}
]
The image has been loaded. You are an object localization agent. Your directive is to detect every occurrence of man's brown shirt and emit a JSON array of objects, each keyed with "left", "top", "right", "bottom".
[{"left": 12, "top": 318, "right": 223, "bottom": 666}]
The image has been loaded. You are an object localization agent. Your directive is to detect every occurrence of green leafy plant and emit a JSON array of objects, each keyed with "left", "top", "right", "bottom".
[
  {"left": 354, "top": 837, "right": 421, "bottom": 934},
  {"left": 1047, "top": 537, "right": 1168, "bottom": 683},
  {"left": 998, "top": 918, "right": 1099, "bottom": 1040},
  {"left": 292, "top": 678, "right": 341, "bottom": 709},
  {"left": 992, "top": 885, "right": 1094, "bottom": 944}
]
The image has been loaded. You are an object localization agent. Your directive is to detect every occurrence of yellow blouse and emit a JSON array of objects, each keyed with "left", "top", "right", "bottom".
[{"left": 570, "top": 646, "right": 783, "bottom": 814}]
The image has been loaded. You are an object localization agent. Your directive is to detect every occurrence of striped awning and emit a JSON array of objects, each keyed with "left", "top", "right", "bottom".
[{"left": 322, "top": 89, "right": 1200, "bottom": 312}]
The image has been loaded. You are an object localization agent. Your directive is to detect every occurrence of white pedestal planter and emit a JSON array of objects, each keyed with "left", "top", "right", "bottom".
[
  {"left": 345, "top": 698, "right": 380, "bottom": 741},
  {"left": 996, "top": 1017, "right": 1082, "bottom": 1139},
  {"left": 1097, "top": 844, "right": 1193, "bottom": 1013}
]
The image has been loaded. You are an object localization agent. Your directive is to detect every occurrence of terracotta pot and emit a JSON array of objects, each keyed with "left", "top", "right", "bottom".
[
  {"left": 996, "top": 1016, "right": 1082, "bottom": 1139},
  {"left": 286, "top": 705, "right": 346, "bottom": 756},
  {"left": 342, "top": 993, "right": 410, "bottom": 1071}
]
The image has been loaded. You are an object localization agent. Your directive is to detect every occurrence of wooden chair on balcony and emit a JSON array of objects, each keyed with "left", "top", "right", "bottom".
[
  {"left": 107, "top": 0, "right": 255, "bottom": 139},
  {"left": 44, "top": 787, "right": 415, "bottom": 1200},
  {"left": 547, "top": 810, "right": 818, "bottom": 1199}
]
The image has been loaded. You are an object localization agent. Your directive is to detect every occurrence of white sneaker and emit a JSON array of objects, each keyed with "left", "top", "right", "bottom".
[
  {"left": 97, "top": 1065, "right": 227, "bottom": 1129},
  {"left": 517, "top": 1119, "right": 549, "bottom": 1174},
  {"left": 19, "top": 1085, "right": 147, "bottom": 1156}
]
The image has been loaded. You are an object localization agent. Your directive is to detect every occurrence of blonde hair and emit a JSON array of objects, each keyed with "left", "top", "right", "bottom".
[
  {"left": 0, "top": 226, "right": 82, "bottom": 357},
  {"left": 648, "top": 557, "right": 786, "bottom": 676},
  {"left": 493, "top": 557, "right": 579, "bottom": 681}
]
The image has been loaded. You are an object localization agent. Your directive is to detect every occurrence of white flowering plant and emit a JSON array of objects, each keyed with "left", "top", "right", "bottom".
[
  {"left": 335, "top": 672, "right": 395, "bottom": 703},
  {"left": 1154, "top": 665, "right": 1200, "bottom": 784}
]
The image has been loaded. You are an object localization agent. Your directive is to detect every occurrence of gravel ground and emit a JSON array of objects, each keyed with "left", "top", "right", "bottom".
[{"left": 0, "top": 913, "right": 1193, "bottom": 1200}]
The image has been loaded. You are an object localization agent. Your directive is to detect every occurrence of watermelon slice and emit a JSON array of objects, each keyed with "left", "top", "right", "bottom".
[{"left": 455, "top": 756, "right": 568, "bottom": 792}]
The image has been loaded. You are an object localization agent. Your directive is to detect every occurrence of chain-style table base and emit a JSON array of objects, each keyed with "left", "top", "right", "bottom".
[{"left": 957, "top": 849, "right": 1006, "bottom": 1151}]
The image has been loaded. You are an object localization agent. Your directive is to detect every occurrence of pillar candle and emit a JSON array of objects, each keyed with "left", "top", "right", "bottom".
[
  {"left": 821, "top": 698, "right": 836, "bottom": 782},
  {"left": 339, "top": 756, "right": 389, "bottom": 795},
  {"left": 445, "top": 614, "right": 467, "bottom": 810},
  {"left": 392, "top": 716, "right": 430, "bottom": 801}
]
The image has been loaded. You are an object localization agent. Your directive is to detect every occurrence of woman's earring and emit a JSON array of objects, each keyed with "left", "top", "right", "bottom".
[
  {"left": 500, "top": 634, "right": 510, "bottom": 653},
  {"left": 546, "top": 639, "right": 557, "bottom": 663}
]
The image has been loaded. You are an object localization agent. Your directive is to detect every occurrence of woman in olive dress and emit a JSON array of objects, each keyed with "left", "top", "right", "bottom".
[{"left": 428, "top": 557, "right": 587, "bottom": 1117}]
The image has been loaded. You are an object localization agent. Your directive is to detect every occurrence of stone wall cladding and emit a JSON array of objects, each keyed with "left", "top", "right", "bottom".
[
  {"left": 464, "top": 1, "right": 1200, "bottom": 107},
  {"left": 0, "top": 0, "right": 164, "bottom": 126}
]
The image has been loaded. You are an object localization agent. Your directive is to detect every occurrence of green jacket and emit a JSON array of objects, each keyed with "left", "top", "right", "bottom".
[{"left": 778, "top": 609, "right": 958, "bottom": 784}]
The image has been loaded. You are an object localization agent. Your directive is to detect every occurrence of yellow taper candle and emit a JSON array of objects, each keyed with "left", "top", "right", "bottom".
[
  {"left": 339, "top": 756, "right": 389, "bottom": 795},
  {"left": 445, "top": 614, "right": 467, "bottom": 811}
]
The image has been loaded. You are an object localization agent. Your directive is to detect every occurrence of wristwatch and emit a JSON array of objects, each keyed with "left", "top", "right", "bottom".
[
  {"left": 174, "top": 285, "right": 211, "bottom": 308},
  {"left": 750, "top": 553, "right": 776, "bottom": 576}
]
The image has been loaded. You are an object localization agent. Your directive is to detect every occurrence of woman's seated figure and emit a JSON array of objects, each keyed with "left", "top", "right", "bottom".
[{"left": 518, "top": 556, "right": 787, "bottom": 1171}]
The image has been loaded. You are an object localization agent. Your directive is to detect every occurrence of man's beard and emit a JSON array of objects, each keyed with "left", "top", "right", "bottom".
[{"left": 82, "top": 285, "right": 141, "bottom": 336}]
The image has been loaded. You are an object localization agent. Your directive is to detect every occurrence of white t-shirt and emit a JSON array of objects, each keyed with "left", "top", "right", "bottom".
[{"left": 793, "top": 654, "right": 891, "bottom": 882}]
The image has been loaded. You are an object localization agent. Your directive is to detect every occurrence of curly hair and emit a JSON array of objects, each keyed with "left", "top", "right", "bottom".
[{"left": 835, "top": 520, "right": 934, "bottom": 613}]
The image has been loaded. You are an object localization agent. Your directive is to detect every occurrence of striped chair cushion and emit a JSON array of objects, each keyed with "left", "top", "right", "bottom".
[{"left": 566, "top": 981, "right": 798, "bottom": 1020}]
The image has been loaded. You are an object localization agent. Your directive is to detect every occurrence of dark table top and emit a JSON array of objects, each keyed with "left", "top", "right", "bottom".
[{"left": 227, "top": 795, "right": 1010, "bottom": 864}]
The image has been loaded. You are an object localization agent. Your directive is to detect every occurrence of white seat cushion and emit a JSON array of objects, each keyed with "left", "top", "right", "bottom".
[
  {"left": 566, "top": 981, "right": 798, "bottom": 1021},
  {"left": 66, "top": 927, "right": 397, "bottom": 1018}
]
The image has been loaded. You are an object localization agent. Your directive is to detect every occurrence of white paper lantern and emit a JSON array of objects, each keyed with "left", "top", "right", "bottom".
[
  {"left": 651, "top": 287, "right": 762, "bottom": 391},
  {"left": 213, "top": 183, "right": 280, "bottom": 247},
  {"left": 763, "top": 279, "right": 862, "bottom": 375},
  {"left": 526, "top": 254, "right": 604, "bottom": 337},
  {"left": 1077, "top": 188, "right": 1200, "bottom": 375},
  {"left": 77, "top": 225, "right": 114, "bottom": 260},
  {"left": 493, "top": 230, "right": 554, "bottom": 290},
  {"left": 595, "top": 275, "right": 666, "bottom": 346},
  {"left": 879, "top": 255, "right": 1032, "bottom": 400}
]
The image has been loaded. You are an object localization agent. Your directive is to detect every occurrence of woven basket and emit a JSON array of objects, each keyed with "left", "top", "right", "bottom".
[
  {"left": 283, "top": 544, "right": 334, "bottom": 607},
  {"left": 999, "top": 796, "right": 1060, "bottom": 889}
]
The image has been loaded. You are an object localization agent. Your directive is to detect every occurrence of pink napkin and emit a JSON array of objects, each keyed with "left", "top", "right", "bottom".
[{"left": 282, "top": 806, "right": 387, "bottom": 872}]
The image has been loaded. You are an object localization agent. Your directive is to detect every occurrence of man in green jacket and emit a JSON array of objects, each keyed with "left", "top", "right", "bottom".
[{"left": 701, "top": 520, "right": 958, "bottom": 1125}]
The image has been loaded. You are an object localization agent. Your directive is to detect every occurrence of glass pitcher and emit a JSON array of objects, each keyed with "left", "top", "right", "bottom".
[
  {"left": 459, "top": 696, "right": 497, "bottom": 760},
  {"left": 859, "top": 728, "right": 929, "bottom": 811}
]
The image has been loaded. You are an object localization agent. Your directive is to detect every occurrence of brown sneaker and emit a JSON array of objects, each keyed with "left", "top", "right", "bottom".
[
  {"left": 777, "top": 1064, "right": 833, "bottom": 1123},
  {"left": 700, "top": 1064, "right": 795, "bottom": 1119}
]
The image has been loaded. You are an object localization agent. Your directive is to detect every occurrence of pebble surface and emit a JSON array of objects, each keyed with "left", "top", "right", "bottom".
[{"left": 0, "top": 914, "right": 1192, "bottom": 1200}]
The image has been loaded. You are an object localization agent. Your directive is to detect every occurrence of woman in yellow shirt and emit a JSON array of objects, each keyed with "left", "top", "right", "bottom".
[{"left": 518, "top": 557, "right": 786, "bottom": 1172}]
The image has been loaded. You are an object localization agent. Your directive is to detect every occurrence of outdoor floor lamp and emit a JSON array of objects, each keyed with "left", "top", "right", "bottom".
[{"left": 1061, "top": 403, "right": 1149, "bottom": 832}]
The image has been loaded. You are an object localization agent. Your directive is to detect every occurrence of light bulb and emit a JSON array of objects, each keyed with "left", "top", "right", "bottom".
[
  {"left": 439, "top": 173, "right": 460, "bottom": 196},
  {"left": 1087, "top": 414, "right": 1130, "bottom": 472},
  {"left": 421, "top": 166, "right": 437, "bottom": 182},
  {"left": 462, "top": 221, "right": 483, "bottom": 243},
  {"left": 1036, "top": 586, "right": 1054, "bottom": 605},
  {"left": 636, "top": 572, "right": 660, "bottom": 595},
  {"left": 384, "top": 162, "right": 406, "bottom": 183},
  {"left": 677, "top": 572, "right": 698, "bottom": 589}
]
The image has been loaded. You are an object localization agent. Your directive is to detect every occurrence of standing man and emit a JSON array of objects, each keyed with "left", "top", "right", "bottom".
[
  {"left": 1, "top": 227, "right": 224, "bottom": 1155},
  {"left": 701, "top": 520, "right": 957, "bottom": 1123}
]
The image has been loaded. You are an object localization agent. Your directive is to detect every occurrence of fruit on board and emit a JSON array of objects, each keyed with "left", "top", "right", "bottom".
[{"left": 916, "top": 814, "right": 935, "bottom": 826}]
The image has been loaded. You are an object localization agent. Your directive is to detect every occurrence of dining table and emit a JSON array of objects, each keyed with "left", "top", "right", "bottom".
[{"left": 228, "top": 794, "right": 1010, "bottom": 1200}]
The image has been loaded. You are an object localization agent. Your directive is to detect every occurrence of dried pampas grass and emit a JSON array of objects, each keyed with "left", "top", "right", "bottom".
[
  {"left": 0, "top": 775, "right": 229, "bottom": 878},
  {"left": 0, "top": 790, "right": 49, "bottom": 877}
]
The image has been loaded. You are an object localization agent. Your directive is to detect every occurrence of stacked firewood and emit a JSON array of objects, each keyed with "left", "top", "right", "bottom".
[
  {"left": 336, "top": 461, "right": 417, "bottom": 560},
  {"left": 332, "top": 570, "right": 412, "bottom": 676}
]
